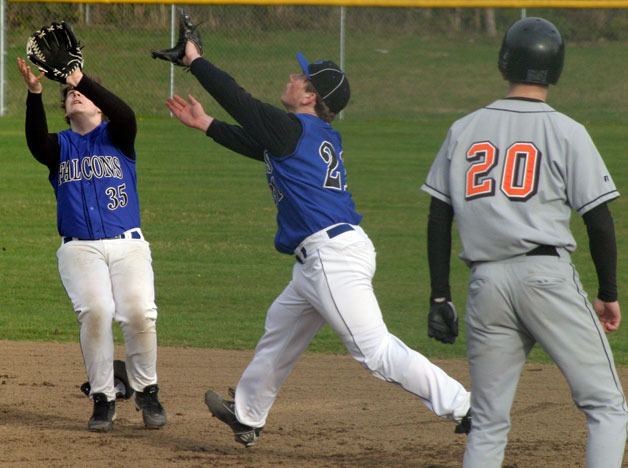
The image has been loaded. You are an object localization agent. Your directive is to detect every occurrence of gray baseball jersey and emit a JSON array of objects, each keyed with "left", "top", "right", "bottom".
[
  {"left": 422, "top": 98, "right": 619, "bottom": 263},
  {"left": 423, "top": 97, "right": 628, "bottom": 468}
]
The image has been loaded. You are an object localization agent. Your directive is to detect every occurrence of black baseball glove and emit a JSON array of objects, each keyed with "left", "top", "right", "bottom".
[
  {"left": 428, "top": 299, "right": 458, "bottom": 344},
  {"left": 80, "top": 360, "right": 135, "bottom": 400},
  {"left": 26, "top": 21, "right": 83, "bottom": 83},
  {"left": 151, "top": 10, "right": 203, "bottom": 66}
]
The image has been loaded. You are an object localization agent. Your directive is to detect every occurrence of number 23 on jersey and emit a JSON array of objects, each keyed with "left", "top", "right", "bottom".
[{"left": 465, "top": 141, "right": 541, "bottom": 202}]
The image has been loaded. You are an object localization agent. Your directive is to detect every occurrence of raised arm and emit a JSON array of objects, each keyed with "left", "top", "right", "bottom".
[
  {"left": 182, "top": 43, "right": 302, "bottom": 157},
  {"left": 17, "top": 57, "right": 60, "bottom": 170},
  {"left": 66, "top": 69, "right": 137, "bottom": 158},
  {"left": 166, "top": 94, "right": 265, "bottom": 161}
]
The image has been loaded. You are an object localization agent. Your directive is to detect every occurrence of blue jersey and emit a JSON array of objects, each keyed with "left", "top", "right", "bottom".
[
  {"left": 51, "top": 122, "right": 141, "bottom": 238},
  {"left": 264, "top": 114, "right": 362, "bottom": 253}
]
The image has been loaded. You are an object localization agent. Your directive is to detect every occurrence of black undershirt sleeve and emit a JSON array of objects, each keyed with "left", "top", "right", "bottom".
[
  {"left": 426, "top": 197, "right": 616, "bottom": 303},
  {"left": 427, "top": 197, "right": 454, "bottom": 301},
  {"left": 206, "top": 120, "right": 266, "bottom": 161},
  {"left": 25, "top": 92, "right": 59, "bottom": 170},
  {"left": 190, "top": 57, "right": 302, "bottom": 158},
  {"left": 73, "top": 75, "right": 137, "bottom": 158},
  {"left": 582, "top": 203, "right": 617, "bottom": 302},
  {"left": 25, "top": 75, "right": 137, "bottom": 169}
]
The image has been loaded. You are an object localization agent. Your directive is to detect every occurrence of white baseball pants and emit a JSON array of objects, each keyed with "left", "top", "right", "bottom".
[
  {"left": 233, "top": 224, "right": 470, "bottom": 428},
  {"left": 57, "top": 229, "right": 159, "bottom": 401}
]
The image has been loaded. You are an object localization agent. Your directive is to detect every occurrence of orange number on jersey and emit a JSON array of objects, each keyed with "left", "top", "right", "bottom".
[
  {"left": 465, "top": 141, "right": 542, "bottom": 202},
  {"left": 501, "top": 142, "right": 541, "bottom": 201},
  {"left": 465, "top": 141, "right": 498, "bottom": 200}
]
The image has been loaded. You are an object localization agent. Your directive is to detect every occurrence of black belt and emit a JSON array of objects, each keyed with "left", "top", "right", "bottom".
[
  {"left": 526, "top": 245, "right": 558, "bottom": 257},
  {"left": 63, "top": 230, "right": 142, "bottom": 244},
  {"left": 296, "top": 224, "right": 355, "bottom": 264}
]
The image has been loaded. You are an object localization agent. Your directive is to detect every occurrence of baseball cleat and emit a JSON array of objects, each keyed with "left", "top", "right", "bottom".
[
  {"left": 135, "top": 384, "right": 167, "bottom": 429},
  {"left": 80, "top": 360, "right": 135, "bottom": 400},
  {"left": 204, "top": 388, "right": 263, "bottom": 447},
  {"left": 454, "top": 409, "right": 472, "bottom": 435},
  {"left": 88, "top": 393, "right": 116, "bottom": 432},
  {"left": 112, "top": 359, "right": 135, "bottom": 400}
]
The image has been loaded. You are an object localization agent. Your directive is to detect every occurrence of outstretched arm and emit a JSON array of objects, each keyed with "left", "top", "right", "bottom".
[
  {"left": 166, "top": 94, "right": 264, "bottom": 161},
  {"left": 181, "top": 43, "right": 302, "bottom": 157}
]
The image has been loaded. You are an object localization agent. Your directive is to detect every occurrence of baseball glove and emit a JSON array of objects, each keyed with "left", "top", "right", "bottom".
[
  {"left": 151, "top": 10, "right": 203, "bottom": 66},
  {"left": 427, "top": 299, "right": 458, "bottom": 344},
  {"left": 26, "top": 21, "right": 83, "bottom": 83},
  {"left": 80, "top": 360, "right": 135, "bottom": 400}
]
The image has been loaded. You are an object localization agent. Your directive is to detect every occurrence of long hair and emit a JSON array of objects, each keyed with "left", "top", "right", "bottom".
[{"left": 305, "top": 80, "right": 336, "bottom": 123}]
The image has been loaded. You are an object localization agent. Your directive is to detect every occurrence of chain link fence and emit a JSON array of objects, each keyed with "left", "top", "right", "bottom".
[{"left": 2, "top": 4, "right": 628, "bottom": 121}]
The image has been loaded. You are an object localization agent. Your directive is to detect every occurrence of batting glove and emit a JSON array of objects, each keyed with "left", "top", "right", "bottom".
[{"left": 428, "top": 299, "right": 458, "bottom": 344}]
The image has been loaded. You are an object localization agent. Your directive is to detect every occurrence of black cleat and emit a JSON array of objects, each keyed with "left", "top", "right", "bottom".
[
  {"left": 80, "top": 360, "right": 134, "bottom": 400},
  {"left": 135, "top": 384, "right": 167, "bottom": 429},
  {"left": 204, "top": 389, "right": 263, "bottom": 447},
  {"left": 455, "top": 410, "right": 472, "bottom": 434},
  {"left": 88, "top": 393, "right": 115, "bottom": 432}
]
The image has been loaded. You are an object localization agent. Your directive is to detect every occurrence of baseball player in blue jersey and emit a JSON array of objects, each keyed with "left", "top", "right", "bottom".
[
  {"left": 158, "top": 35, "right": 470, "bottom": 447},
  {"left": 422, "top": 17, "right": 628, "bottom": 467},
  {"left": 17, "top": 54, "right": 166, "bottom": 432}
]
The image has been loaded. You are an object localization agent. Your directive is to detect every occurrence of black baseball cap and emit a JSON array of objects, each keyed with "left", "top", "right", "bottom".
[{"left": 297, "top": 52, "right": 350, "bottom": 114}]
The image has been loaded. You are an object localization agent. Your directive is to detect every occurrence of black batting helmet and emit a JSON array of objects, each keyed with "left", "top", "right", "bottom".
[{"left": 498, "top": 17, "right": 564, "bottom": 85}]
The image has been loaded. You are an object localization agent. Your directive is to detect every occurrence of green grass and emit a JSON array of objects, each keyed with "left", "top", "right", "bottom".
[
  {"left": 1, "top": 113, "right": 627, "bottom": 364},
  {"left": 3, "top": 25, "right": 628, "bottom": 363}
]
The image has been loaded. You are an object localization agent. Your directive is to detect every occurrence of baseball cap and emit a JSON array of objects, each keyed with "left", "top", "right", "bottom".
[{"left": 296, "top": 52, "right": 350, "bottom": 114}]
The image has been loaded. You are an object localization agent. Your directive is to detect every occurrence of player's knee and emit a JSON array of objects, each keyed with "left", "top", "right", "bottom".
[
  {"left": 358, "top": 338, "right": 394, "bottom": 377},
  {"left": 576, "top": 397, "right": 628, "bottom": 425},
  {"left": 357, "top": 334, "right": 417, "bottom": 384},
  {"left": 76, "top": 301, "right": 115, "bottom": 323},
  {"left": 121, "top": 305, "right": 157, "bottom": 334},
  {"left": 76, "top": 303, "right": 115, "bottom": 340},
  {"left": 118, "top": 293, "right": 157, "bottom": 317}
]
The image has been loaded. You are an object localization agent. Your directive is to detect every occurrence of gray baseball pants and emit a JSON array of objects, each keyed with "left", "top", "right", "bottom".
[{"left": 463, "top": 250, "right": 628, "bottom": 468}]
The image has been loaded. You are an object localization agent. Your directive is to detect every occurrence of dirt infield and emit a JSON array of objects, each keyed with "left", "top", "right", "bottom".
[{"left": 0, "top": 340, "right": 626, "bottom": 467}]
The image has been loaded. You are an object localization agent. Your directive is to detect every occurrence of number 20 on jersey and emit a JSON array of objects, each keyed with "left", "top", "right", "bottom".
[{"left": 465, "top": 141, "right": 541, "bottom": 202}]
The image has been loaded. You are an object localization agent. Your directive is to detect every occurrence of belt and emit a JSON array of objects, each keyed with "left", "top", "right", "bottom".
[
  {"left": 326, "top": 223, "right": 354, "bottom": 239},
  {"left": 295, "top": 224, "right": 355, "bottom": 264},
  {"left": 63, "top": 229, "right": 143, "bottom": 244},
  {"left": 526, "top": 245, "right": 558, "bottom": 257}
]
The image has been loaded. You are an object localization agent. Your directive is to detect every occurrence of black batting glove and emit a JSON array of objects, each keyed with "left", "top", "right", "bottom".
[{"left": 428, "top": 299, "right": 458, "bottom": 344}]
